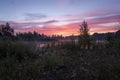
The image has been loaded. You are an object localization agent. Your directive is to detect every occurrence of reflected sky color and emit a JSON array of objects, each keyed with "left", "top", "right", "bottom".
[{"left": 0, "top": 0, "right": 120, "bottom": 36}]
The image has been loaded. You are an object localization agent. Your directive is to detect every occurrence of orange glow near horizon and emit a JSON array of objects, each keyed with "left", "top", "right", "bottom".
[
  {"left": 13, "top": 15, "right": 120, "bottom": 36},
  {"left": 15, "top": 24, "right": 118, "bottom": 37}
]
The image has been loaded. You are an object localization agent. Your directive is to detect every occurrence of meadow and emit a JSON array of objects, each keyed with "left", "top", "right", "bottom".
[{"left": 0, "top": 40, "right": 120, "bottom": 80}]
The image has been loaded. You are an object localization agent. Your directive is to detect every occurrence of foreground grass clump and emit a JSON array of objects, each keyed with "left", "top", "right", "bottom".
[
  {"left": 0, "top": 41, "right": 120, "bottom": 80},
  {"left": 0, "top": 41, "right": 40, "bottom": 80}
]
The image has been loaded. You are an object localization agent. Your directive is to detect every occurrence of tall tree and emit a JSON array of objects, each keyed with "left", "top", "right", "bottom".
[
  {"left": 1, "top": 23, "right": 14, "bottom": 40},
  {"left": 79, "top": 21, "right": 90, "bottom": 49}
]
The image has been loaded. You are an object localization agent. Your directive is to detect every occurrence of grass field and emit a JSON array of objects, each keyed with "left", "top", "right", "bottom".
[{"left": 0, "top": 41, "right": 120, "bottom": 80}]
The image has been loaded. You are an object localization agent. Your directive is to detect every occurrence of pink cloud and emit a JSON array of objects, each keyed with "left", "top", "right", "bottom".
[
  {"left": 14, "top": 15, "right": 120, "bottom": 36},
  {"left": 10, "top": 20, "right": 58, "bottom": 29},
  {"left": 1, "top": 10, "right": 120, "bottom": 36},
  {"left": 15, "top": 20, "right": 119, "bottom": 36}
]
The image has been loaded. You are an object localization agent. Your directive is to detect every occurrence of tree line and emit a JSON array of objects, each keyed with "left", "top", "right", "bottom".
[{"left": 0, "top": 23, "right": 63, "bottom": 41}]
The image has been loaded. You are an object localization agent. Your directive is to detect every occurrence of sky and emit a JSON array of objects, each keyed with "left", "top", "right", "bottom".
[{"left": 0, "top": 0, "right": 120, "bottom": 36}]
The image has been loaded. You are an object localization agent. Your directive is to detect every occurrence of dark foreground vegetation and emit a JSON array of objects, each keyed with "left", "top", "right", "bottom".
[{"left": 0, "top": 40, "right": 120, "bottom": 80}]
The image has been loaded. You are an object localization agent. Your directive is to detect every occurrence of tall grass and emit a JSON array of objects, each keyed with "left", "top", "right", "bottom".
[{"left": 0, "top": 41, "right": 120, "bottom": 80}]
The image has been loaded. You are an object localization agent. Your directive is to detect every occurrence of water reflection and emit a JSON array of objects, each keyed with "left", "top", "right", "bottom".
[
  {"left": 39, "top": 41, "right": 61, "bottom": 48},
  {"left": 38, "top": 40, "right": 78, "bottom": 48}
]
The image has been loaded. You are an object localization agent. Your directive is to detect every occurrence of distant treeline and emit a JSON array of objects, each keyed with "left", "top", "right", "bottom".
[
  {"left": 92, "top": 30, "right": 120, "bottom": 40},
  {"left": 0, "top": 23, "right": 63, "bottom": 41},
  {"left": 0, "top": 22, "right": 120, "bottom": 41},
  {"left": 16, "top": 32, "right": 63, "bottom": 41}
]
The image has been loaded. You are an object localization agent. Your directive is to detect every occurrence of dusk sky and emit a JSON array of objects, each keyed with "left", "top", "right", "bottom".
[{"left": 0, "top": 0, "right": 120, "bottom": 36}]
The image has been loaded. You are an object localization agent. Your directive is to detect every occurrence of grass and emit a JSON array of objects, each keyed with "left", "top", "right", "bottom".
[{"left": 0, "top": 40, "right": 120, "bottom": 80}]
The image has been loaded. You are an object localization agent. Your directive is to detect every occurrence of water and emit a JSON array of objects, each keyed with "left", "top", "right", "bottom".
[{"left": 38, "top": 39, "right": 78, "bottom": 48}]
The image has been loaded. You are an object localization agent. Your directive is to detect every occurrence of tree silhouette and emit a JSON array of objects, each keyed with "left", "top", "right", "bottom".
[
  {"left": 0, "top": 25, "right": 4, "bottom": 36},
  {"left": 78, "top": 21, "right": 90, "bottom": 49},
  {"left": 0, "top": 23, "right": 14, "bottom": 40}
]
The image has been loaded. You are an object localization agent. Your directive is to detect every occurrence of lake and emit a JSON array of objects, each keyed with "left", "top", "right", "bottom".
[{"left": 38, "top": 39, "right": 78, "bottom": 48}]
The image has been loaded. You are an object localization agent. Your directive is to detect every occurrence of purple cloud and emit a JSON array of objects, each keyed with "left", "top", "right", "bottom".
[
  {"left": 44, "top": 20, "right": 59, "bottom": 24},
  {"left": 0, "top": 20, "right": 59, "bottom": 30},
  {"left": 25, "top": 13, "right": 47, "bottom": 21}
]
